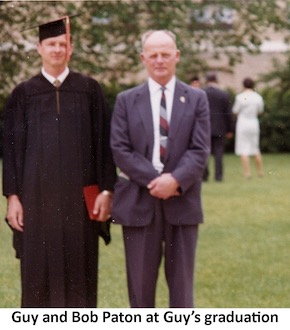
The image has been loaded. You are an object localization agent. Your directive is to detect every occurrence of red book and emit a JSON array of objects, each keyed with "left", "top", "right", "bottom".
[{"left": 83, "top": 185, "right": 100, "bottom": 220}]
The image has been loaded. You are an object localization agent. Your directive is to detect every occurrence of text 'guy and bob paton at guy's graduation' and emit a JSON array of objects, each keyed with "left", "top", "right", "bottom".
[{"left": 10, "top": 310, "right": 279, "bottom": 326}]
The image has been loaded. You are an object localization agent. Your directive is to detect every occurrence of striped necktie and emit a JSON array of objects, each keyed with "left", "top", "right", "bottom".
[{"left": 160, "top": 86, "right": 169, "bottom": 164}]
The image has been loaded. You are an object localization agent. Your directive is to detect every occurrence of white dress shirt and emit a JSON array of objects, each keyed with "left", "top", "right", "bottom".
[
  {"left": 148, "top": 76, "right": 176, "bottom": 173},
  {"left": 41, "top": 67, "right": 70, "bottom": 85}
]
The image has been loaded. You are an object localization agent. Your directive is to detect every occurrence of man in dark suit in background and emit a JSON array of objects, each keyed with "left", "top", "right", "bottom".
[
  {"left": 203, "top": 72, "right": 233, "bottom": 181},
  {"left": 110, "top": 30, "right": 210, "bottom": 307}
]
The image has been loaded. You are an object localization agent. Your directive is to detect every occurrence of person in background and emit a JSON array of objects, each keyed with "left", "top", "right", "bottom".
[
  {"left": 110, "top": 30, "right": 210, "bottom": 308},
  {"left": 232, "top": 77, "right": 264, "bottom": 179},
  {"left": 2, "top": 16, "right": 116, "bottom": 307},
  {"left": 190, "top": 75, "right": 201, "bottom": 88},
  {"left": 203, "top": 72, "right": 233, "bottom": 181}
]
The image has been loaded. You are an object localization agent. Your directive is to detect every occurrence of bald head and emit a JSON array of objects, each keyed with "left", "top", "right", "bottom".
[
  {"left": 140, "top": 30, "right": 180, "bottom": 86},
  {"left": 141, "top": 30, "right": 177, "bottom": 50}
]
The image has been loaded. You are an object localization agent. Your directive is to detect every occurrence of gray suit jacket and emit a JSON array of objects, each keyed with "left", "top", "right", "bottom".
[{"left": 110, "top": 79, "right": 210, "bottom": 227}]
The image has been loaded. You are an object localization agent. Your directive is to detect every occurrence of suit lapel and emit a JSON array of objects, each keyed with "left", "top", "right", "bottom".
[
  {"left": 168, "top": 80, "right": 188, "bottom": 141},
  {"left": 135, "top": 83, "right": 154, "bottom": 152}
]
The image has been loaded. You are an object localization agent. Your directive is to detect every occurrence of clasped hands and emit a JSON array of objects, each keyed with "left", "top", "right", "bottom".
[{"left": 147, "top": 173, "right": 181, "bottom": 200}]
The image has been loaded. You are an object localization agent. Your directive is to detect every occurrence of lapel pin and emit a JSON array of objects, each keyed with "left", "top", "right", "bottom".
[{"left": 180, "top": 96, "right": 185, "bottom": 103}]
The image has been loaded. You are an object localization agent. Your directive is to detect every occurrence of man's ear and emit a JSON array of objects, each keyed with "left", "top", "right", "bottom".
[
  {"left": 66, "top": 43, "right": 73, "bottom": 62},
  {"left": 175, "top": 49, "right": 181, "bottom": 63},
  {"left": 37, "top": 42, "right": 42, "bottom": 56}
]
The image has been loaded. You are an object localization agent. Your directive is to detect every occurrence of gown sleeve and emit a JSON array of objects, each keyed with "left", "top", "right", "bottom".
[{"left": 2, "top": 84, "right": 27, "bottom": 197}]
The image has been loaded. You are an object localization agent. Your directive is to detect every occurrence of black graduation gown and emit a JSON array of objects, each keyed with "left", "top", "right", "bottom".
[{"left": 2, "top": 71, "right": 116, "bottom": 307}]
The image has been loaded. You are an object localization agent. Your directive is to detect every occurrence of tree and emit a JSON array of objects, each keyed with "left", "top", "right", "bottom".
[
  {"left": 260, "top": 56, "right": 290, "bottom": 152},
  {"left": 1, "top": 0, "right": 290, "bottom": 106}
]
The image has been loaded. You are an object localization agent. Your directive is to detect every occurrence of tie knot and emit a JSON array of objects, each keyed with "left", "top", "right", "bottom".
[
  {"left": 161, "top": 86, "right": 166, "bottom": 93},
  {"left": 54, "top": 79, "right": 61, "bottom": 88}
]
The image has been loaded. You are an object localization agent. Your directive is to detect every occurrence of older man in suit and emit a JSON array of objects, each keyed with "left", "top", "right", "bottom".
[
  {"left": 203, "top": 72, "right": 233, "bottom": 181},
  {"left": 110, "top": 30, "right": 210, "bottom": 308}
]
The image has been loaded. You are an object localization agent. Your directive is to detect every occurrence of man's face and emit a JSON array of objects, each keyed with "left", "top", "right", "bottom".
[
  {"left": 37, "top": 34, "right": 72, "bottom": 70},
  {"left": 141, "top": 31, "right": 180, "bottom": 86}
]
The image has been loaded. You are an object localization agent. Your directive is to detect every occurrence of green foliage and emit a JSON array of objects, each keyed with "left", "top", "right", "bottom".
[
  {"left": 1, "top": 0, "right": 290, "bottom": 96},
  {"left": 260, "top": 55, "right": 290, "bottom": 152},
  {"left": 1, "top": 1, "right": 290, "bottom": 152}
]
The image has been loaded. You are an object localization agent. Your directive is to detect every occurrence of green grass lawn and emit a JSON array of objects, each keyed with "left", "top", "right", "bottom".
[{"left": 0, "top": 154, "right": 289, "bottom": 308}]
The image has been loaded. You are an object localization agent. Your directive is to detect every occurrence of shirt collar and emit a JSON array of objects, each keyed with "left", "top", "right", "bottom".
[
  {"left": 41, "top": 67, "right": 70, "bottom": 85},
  {"left": 148, "top": 76, "right": 176, "bottom": 94}
]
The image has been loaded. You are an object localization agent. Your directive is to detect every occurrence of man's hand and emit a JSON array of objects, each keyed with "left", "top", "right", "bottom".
[
  {"left": 93, "top": 191, "right": 113, "bottom": 222},
  {"left": 6, "top": 195, "right": 24, "bottom": 232},
  {"left": 147, "top": 173, "right": 180, "bottom": 200}
]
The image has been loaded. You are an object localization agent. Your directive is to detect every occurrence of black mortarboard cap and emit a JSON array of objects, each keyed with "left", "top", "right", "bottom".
[
  {"left": 23, "top": 14, "right": 79, "bottom": 61},
  {"left": 39, "top": 18, "right": 66, "bottom": 42},
  {"left": 22, "top": 14, "right": 80, "bottom": 42}
]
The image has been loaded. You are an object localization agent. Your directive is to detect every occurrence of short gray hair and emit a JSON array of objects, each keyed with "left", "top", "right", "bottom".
[{"left": 141, "top": 30, "right": 177, "bottom": 49}]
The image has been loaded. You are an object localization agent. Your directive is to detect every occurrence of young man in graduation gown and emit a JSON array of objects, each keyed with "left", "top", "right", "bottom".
[{"left": 2, "top": 17, "right": 116, "bottom": 307}]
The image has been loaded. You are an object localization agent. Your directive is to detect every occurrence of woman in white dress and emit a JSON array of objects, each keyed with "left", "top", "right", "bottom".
[{"left": 233, "top": 78, "right": 264, "bottom": 178}]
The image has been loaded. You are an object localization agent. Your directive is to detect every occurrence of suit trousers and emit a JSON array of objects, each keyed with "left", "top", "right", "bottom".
[
  {"left": 203, "top": 136, "right": 225, "bottom": 181},
  {"left": 122, "top": 199, "right": 199, "bottom": 308}
]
